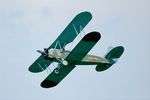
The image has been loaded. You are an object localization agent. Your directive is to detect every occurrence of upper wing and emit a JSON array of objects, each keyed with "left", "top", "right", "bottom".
[
  {"left": 48, "top": 11, "right": 92, "bottom": 49},
  {"left": 28, "top": 54, "right": 52, "bottom": 73},
  {"left": 41, "top": 32, "right": 101, "bottom": 88},
  {"left": 28, "top": 12, "right": 92, "bottom": 73}
]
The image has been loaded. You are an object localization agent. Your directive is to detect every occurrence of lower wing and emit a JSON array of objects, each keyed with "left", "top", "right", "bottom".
[{"left": 41, "top": 31, "right": 101, "bottom": 88}]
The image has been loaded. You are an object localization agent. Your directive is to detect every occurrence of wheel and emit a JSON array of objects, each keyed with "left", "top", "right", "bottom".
[
  {"left": 62, "top": 60, "right": 68, "bottom": 66},
  {"left": 54, "top": 68, "right": 60, "bottom": 75}
]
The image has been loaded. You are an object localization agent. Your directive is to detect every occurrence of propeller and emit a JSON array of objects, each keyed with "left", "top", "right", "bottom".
[
  {"left": 36, "top": 41, "right": 67, "bottom": 75},
  {"left": 37, "top": 48, "right": 49, "bottom": 60},
  {"left": 37, "top": 50, "right": 47, "bottom": 55}
]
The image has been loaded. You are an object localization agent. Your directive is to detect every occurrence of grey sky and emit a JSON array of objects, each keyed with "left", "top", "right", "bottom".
[{"left": 0, "top": 0, "right": 150, "bottom": 100}]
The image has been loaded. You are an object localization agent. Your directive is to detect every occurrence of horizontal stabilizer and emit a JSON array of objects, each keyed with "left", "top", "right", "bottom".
[
  {"left": 105, "top": 46, "right": 124, "bottom": 60},
  {"left": 96, "top": 46, "right": 124, "bottom": 72}
]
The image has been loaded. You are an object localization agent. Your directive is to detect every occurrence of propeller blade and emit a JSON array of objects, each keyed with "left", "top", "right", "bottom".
[{"left": 37, "top": 50, "right": 47, "bottom": 55}]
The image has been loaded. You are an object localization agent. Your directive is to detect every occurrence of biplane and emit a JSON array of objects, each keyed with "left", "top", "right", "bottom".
[{"left": 28, "top": 11, "right": 124, "bottom": 88}]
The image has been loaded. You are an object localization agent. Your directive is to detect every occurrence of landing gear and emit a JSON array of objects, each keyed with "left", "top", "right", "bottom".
[
  {"left": 55, "top": 58, "right": 68, "bottom": 66},
  {"left": 54, "top": 68, "right": 60, "bottom": 75},
  {"left": 62, "top": 60, "right": 68, "bottom": 66}
]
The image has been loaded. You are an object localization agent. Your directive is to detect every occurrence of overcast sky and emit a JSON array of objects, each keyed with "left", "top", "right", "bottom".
[{"left": 0, "top": 0, "right": 150, "bottom": 100}]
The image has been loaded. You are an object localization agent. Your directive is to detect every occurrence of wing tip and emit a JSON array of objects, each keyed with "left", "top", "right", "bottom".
[
  {"left": 41, "top": 80, "right": 58, "bottom": 88},
  {"left": 28, "top": 67, "right": 36, "bottom": 73},
  {"left": 78, "top": 11, "right": 92, "bottom": 18},
  {"left": 28, "top": 66, "right": 42, "bottom": 73},
  {"left": 82, "top": 31, "right": 101, "bottom": 42}
]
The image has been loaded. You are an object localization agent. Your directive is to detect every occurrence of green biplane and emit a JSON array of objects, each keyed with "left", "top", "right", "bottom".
[{"left": 28, "top": 12, "right": 124, "bottom": 88}]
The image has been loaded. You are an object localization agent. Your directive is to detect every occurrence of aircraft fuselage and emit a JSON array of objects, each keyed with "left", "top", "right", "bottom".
[{"left": 48, "top": 48, "right": 109, "bottom": 65}]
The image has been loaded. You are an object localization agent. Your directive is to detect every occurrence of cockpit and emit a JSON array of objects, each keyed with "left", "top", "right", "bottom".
[{"left": 48, "top": 48, "right": 63, "bottom": 58}]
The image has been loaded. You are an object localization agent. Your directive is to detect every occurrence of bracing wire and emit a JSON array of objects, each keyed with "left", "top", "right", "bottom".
[
  {"left": 80, "top": 25, "right": 86, "bottom": 36},
  {"left": 46, "top": 66, "right": 50, "bottom": 75},
  {"left": 55, "top": 40, "right": 64, "bottom": 50},
  {"left": 38, "top": 63, "right": 44, "bottom": 71},
  {"left": 71, "top": 24, "right": 87, "bottom": 50},
  {"left": 73, "top": 24, "right": 79, "bottom": 36}
]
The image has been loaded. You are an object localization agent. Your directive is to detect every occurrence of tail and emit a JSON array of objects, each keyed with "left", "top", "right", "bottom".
[{"left": 95, "top": 46, "right": 124, "bottom": 72}]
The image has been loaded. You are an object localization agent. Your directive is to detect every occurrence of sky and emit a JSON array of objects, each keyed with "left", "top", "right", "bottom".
[{"left": 0, "top": 0, "right": 150, "bottom": 100}]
